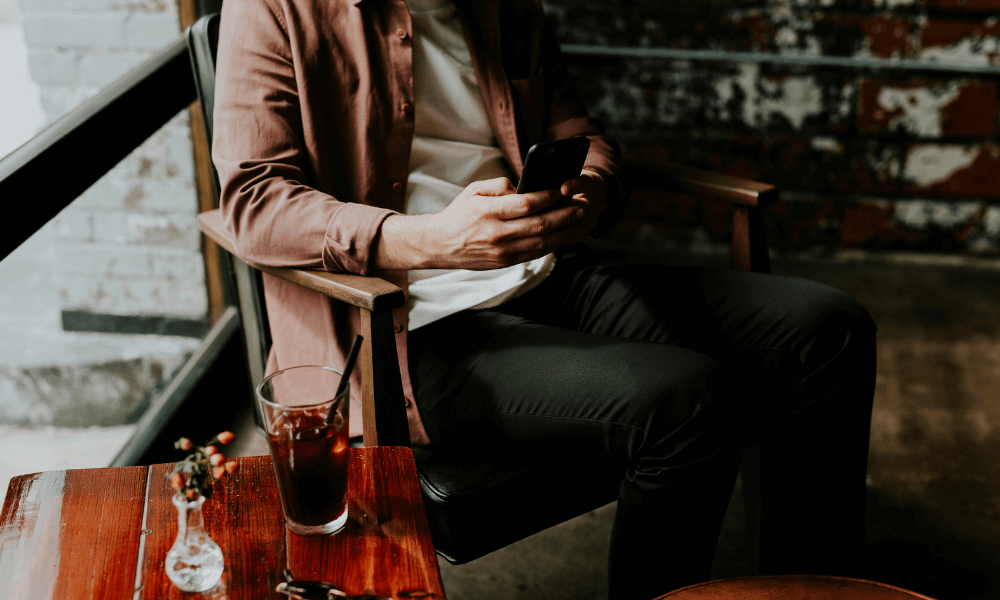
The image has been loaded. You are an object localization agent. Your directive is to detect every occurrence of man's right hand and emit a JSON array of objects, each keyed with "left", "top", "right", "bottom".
[{"left": 375, "top": 177, "right": 585, "bottom": 271}]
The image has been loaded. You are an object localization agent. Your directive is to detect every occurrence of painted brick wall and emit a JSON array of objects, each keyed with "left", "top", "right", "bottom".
[
  {"left": 18, "top": 0, "right": 207, "bottom": 328},
  {"left": 547, "top": 0, "right": 1000, "bottom": 257}
]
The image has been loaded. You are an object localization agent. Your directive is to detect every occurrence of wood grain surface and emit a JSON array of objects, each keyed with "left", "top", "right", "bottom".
[
  {"left": 136, "top": 459, "right": 288, "bottom": 599},
  {"left": 624, "top": 158, "right": 779, "bottom": 208},
  {"left": 0, "top": 466, "right": 148, "bottom": 600},
  {"left": 359, "top": 308, "right": 411, "bottom": 448},
  {"left": 0, "top": 450, "right": 443, "bottom": 599},
  {"left": 197, "top": 210, "right": 405, "bottom": 312},
  {"left": 656, "top": 575, "right": 938, "bottom": 600},
  {"left": 287, "top": 447, "right": 445, "bottom": 599}
]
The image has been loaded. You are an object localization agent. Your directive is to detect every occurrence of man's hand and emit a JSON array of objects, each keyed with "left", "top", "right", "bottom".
[
  {"left": 375, "top": 177, "right": 586, "bottom": 271},
  {"left": 558, "top": 168, "right": 607, "bottom": 242}
]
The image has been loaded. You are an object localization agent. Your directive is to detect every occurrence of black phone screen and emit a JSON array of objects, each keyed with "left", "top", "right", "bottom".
[{"left": 515, "top": 137, "right": 591, "bottom": 195}]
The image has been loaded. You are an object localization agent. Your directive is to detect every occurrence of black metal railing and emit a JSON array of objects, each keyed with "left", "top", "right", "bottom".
[
  {"left": 0, "top": 35, "right": 243, "bottom": 467},
  {"left": 0, "top": 38, "right": 195, "bottom": 262}
]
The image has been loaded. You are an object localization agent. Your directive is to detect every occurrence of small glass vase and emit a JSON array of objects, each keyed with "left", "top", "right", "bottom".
[{"left": 165, "top": 493, "right": 225, "bottom": 592}]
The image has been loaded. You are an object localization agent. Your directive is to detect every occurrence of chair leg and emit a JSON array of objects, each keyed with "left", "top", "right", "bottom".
[
  {"left": 741, "top": 445, "right": 762, "bottom": 574},
  {"left": 358, "top": 308, "right": 410, "bottom": 448}
]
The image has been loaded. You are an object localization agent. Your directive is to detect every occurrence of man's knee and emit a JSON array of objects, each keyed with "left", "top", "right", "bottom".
[
  {"left": 616, "top": 349, "right": 733, "bottom": 459},
  {"left": 787, "top": 279, "right": 876, "bottom": 356},
  {"left": 785, "top": 280, "right": 877, "bottom": 422}
]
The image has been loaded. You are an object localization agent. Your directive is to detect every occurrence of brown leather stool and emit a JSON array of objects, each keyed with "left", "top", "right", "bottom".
[{"left": 655, "top": 575, "right": 937, "bottom": 599}]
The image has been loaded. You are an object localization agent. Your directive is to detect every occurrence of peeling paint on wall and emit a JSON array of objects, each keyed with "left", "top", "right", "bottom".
[
  {"left": 878, "top": 84, "right": 961, "bottom": 138},
  {"left": 714, "top": 64, "right": 756, "bottom": 126},
  {"left": 811, "top": 136, "right": 843, "bottom": 152},
  {"left": 872, "top": 0, "right": 917, "bottom": 8},
  {"left": 894, "top": 201, "right": 981, "bottom": 230},
  {"left": 984, "top": 207, "right": 1000, "bottom": 237},
  {"left": 759, "top": 73, "right": 826, "bottom": 130},
  {"left": 903, "top": 146, "right": 981, "bottom": 187},
  {"left": 547, "top": 0, "right": 1000, "bottom": 256},
  {"left": 919, "top": 38, "right": 1000, "bottom": 67},
  {"left": 919, "top": 20, "right": 1000, "bottom": 67},
  {"left": 858, "top": 79, "right": 998, "bottom": 138}
]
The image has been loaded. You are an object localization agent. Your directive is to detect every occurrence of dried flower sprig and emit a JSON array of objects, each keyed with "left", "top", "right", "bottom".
[{"left": 169, "top": 431, "right": 240, "bottom": 500}]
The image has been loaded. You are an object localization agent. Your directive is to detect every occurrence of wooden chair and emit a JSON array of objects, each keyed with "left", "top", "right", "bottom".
[{"left": 187, "top": 13, "right": 777, "bottom": 566}]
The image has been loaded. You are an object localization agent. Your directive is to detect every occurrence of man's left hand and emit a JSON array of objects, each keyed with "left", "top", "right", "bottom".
[{"left": 558, "top": 168, "right": 607, "bottom": 241}]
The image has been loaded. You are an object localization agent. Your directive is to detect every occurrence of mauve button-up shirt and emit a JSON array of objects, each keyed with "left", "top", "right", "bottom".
[{"left": 213, "top": 0, "right": 624, "bottom": 445}]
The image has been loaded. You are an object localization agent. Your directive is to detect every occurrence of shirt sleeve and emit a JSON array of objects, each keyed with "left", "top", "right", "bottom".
[{"left": 212, "top": 0, "right": 397, "bottom": 274}]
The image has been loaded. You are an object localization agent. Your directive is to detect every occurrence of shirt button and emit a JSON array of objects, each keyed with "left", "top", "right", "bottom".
[
  {"left": 392, "top": 181, "right": 403, "bottom": 193},
  {"left": 396, "top": 28, "right": 407, "bottom": 39},
  {"left": 393, "top": 322, "right": 403, "bottom": 333},
  {"left": 401, "top": 102, "right": 413, "bottom": 115}
]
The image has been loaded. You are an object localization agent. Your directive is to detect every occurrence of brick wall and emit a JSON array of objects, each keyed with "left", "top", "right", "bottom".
[
  {"left": 548, "top": 0, "right": 1000, "bottom": 257},
  {"left": 15, "top": 0, "right": 999, "bottom": 269},
  {"left": 19, "top": 0, "right": 207, "bottom": 332}
]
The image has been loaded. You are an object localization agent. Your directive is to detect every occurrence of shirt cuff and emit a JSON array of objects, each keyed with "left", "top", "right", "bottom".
[{"left": 323, "top": 202, "right": 399, "bottom": 274}]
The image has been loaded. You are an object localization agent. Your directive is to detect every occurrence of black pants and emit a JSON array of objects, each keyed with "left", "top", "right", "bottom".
[{"left": 408, "top": 251, "right": 877, "bottom": 599}]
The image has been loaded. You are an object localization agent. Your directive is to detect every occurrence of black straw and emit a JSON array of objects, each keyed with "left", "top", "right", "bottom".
[{"left": 327, "top": 335, "right": 362, "bottom": 426}]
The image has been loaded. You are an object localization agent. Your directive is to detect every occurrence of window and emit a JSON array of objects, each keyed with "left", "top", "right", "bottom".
[{"left": 0, "top": 0, "right": 214, "bottom": 490}]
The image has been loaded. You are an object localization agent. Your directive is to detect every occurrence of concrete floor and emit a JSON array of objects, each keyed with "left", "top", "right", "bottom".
[
  {"left": 231, "top": 254, "right": 1000, "bottom": 600},
  {"left": 786, "top": 256, "right": 1000, "bottom": 600}
]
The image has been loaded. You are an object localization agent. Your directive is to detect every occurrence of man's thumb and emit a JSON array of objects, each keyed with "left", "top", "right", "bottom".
[{"left": 471, "top": 177, "right": 516, "bottom": 197}]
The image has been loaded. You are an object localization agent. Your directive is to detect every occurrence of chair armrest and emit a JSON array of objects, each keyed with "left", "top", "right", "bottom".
[
  {"left": 624, "top": 157, "right": 778, "bottom": 208},
  {"left": 198, "top": 209, "right": 405, "bottom": 312}
]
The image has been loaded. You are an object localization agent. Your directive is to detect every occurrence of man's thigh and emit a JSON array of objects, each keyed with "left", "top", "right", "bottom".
[
  {"left": 408, "top": 308, "right": 727, "bottom": 465},
  {"left": 502, "top": 258, "right": 875, "bottom": 421},
  {"left": 409, "top": 257, "right": 873, "bottom": 450},
  {"left": 503, "top": 257, "right": 870, "bottom": 357}
]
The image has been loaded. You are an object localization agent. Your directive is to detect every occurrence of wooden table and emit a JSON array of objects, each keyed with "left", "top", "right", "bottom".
[
  {"left": 0, "top": 448, "right": 445, "bottom": 599},
  {"left": 655, "top": 575, "right": 938, "bottom": 600}
]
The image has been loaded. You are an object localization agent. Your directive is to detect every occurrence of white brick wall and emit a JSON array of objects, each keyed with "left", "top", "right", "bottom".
[
  {"left": 51, "top": 113, "right": 206, "bottom": 318},
  {"left": 91, "top": 212, "right": 200, "bottom": 250},
  {"left": 58, "top": 276, "right": 208, "bottom": 315},
  {"left": 126, "top": 13, "right": 179, "bottom": 49},
  {"left": 19, "top": 0, "right": 206, "bottom": 322},
  {"left": 26, "top": 48, "right": 76, "bottom": 84},
  {"left": 16, "top": 0, "right": 67, "bottom": 12},
  {"left": 79, "top": 50, "right": 145, "bottom": 87},
  {"left": 38, "top": 84, "right": 97, "bottom": 118},
  {"left": 23, "top": 13, "right": 128, "bottom": 48},
  {"left": 19, "top": 0, "right": 180, "bottom": 110},
  {"left": 60, "top": 244, "right": 155, "bottom": 278}
]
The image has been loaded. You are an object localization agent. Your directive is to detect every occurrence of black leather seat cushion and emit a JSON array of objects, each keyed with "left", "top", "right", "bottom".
[{"left": 413, "top": 445, "right": 622, "bottom": 564}]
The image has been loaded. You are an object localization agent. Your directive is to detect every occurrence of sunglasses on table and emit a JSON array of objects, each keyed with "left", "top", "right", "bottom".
[{"left": 275, "top": 569, "right": 435, "bottom": 600}]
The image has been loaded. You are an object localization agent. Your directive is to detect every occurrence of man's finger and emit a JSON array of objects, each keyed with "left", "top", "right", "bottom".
[
  {"left": 503, "top": 224, "right": 586, "bottom": 262},
  {"left": 499, "top": 205, "right": 584, "bottom": 239},
  {"left": 468, "top": 177, "right": 517, "bottom": 197},
  {"left": 560, "top": 175, "right": 593, "bottom": 197},
  {"left": 489, "top": 189, "right": 563, "bottom": 219}
]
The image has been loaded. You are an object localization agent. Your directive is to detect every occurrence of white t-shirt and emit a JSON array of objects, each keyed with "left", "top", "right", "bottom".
[{"left": 404, "top": 0, "right": 555, "bottom": 331}]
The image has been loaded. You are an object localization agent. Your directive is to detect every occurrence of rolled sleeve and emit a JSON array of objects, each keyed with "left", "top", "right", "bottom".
[{"left": 323, "top": 202, "right": 397, "bottom": 274}]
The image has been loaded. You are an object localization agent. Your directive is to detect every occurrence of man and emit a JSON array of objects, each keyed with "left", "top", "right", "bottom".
[{"left": 213, "top": 0, "right": 877, "bottom": 597}]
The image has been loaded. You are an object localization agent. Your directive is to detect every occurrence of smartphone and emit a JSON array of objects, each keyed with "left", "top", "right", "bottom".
[{"left": 515, "top": 137, "right": 591, "bottom": 195}]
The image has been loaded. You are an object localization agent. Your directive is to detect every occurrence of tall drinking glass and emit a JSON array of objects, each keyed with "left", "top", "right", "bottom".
[{"left": 256, "top": 365, "right": 350, "bottom": 536}]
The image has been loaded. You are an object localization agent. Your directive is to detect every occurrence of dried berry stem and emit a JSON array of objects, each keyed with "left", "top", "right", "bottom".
[{"left": 169, "top": 432, "right": 236, "bottom": 500}]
